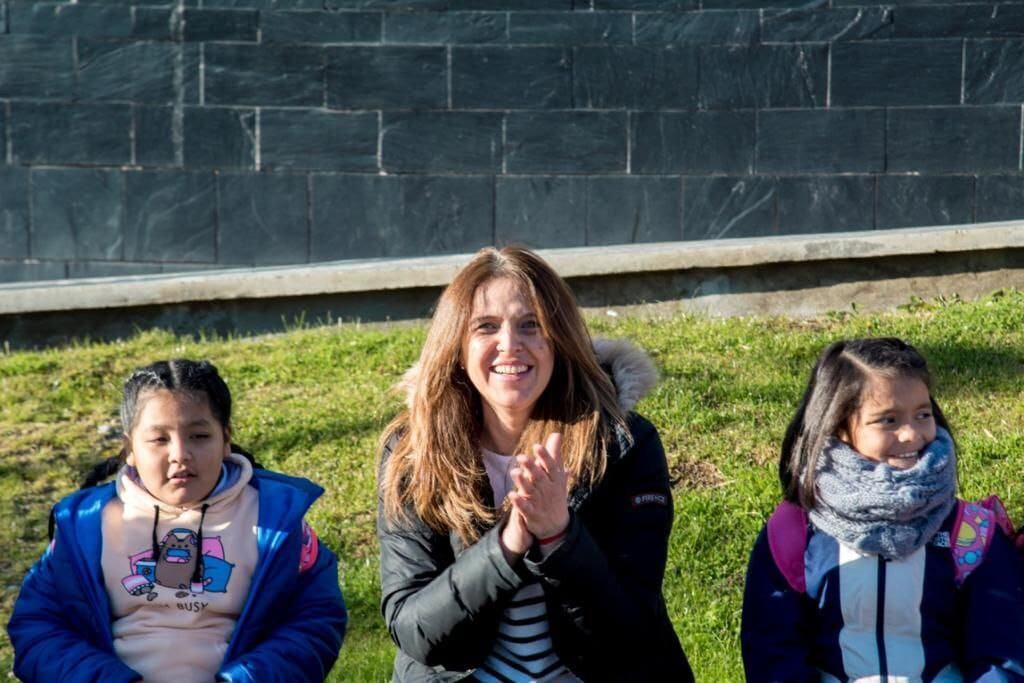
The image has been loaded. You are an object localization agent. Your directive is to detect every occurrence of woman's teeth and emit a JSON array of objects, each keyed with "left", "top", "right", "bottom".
[{"left": 493, "top": 365, "right": 528, "bottom": 375}]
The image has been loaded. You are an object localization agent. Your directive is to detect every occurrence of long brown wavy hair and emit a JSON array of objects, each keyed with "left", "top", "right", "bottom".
[{"left": 379, "top": 246, "right": 627, "bottom": 544}]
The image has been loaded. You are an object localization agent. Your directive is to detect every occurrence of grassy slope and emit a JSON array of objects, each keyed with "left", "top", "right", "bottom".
[{"left": 3, "top": 291, "right": 1024, "bottom": 681}]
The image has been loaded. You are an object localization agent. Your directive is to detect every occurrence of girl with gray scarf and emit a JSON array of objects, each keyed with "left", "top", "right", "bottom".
[{"left": 741, "top": 338, "right": 1024, "bottom": 683}]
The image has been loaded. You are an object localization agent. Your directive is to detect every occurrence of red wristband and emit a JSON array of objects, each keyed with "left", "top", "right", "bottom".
[{"left": 538, "top": 528, "right": 568, "bottom": 546}]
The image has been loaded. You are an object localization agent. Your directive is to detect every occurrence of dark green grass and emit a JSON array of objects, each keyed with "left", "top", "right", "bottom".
[{"left": 3, "top": 290, "right": 1024, "bottom": 681}]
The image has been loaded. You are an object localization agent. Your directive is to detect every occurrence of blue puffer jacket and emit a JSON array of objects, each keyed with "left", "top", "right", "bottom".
[
  {"left": 7, "top": 469, "right": 347, "bottom": 683},
  {"left": 741, "top": 508, "right": 1024, "bottom": 682}
]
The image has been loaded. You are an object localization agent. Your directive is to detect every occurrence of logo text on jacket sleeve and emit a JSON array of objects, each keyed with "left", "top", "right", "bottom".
[{"left": 631, "top": 493, "right": 669, "bottom": 508}]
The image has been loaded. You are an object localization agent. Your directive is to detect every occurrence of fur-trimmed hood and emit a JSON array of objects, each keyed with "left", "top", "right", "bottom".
[{"left": 398, "top": 337, "right": 659, "bottom": 412}]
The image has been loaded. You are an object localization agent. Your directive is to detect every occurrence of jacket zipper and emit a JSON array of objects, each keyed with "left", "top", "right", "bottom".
[
  {"left": 223, "top": 486, "right": 316, "bottom": 661},
  {"left": 875, "top": 556, "right": 888, "bottom": 680},
  {"left": 223, "top": 539, "right": 274, "bottom": 659}
]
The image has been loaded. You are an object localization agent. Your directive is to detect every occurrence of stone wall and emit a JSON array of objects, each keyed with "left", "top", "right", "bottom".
[{"left": 2, "top": 0, "right": 1024, "bottom": 282}]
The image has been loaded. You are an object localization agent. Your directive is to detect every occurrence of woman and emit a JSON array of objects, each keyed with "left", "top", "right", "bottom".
[{"left": 377, "top": 246, "right": 693, "bottom": 682}]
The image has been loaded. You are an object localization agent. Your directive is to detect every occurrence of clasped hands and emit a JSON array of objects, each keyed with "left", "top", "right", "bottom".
[{"left": 500, "top": 432, "right": 570, "bottom": 560}]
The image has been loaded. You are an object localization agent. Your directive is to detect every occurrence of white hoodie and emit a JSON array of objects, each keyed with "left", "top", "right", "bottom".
[{"left": 100, "top": 452, "right": 260, "bottom": 682}]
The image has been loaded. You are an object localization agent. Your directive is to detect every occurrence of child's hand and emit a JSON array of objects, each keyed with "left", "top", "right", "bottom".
[{"left": 509, "top": 432, "right": 570, "bottom": 542}]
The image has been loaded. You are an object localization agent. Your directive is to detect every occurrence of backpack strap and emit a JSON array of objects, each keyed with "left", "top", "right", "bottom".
[
  {"left": 767, "top": 501, "right": 808, "bottom": 594},
  {"left": 951, "top": 496, "right": 1015, "bottom": 586}
]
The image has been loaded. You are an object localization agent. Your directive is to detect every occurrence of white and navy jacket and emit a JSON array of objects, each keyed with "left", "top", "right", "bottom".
[{"left": 741, "top": 508, "right": 1024, "bottom": 682}]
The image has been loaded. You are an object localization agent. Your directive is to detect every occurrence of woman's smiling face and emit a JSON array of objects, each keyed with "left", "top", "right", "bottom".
[{"left": 463, "top": 277, "right": 554, "bottom": 429}]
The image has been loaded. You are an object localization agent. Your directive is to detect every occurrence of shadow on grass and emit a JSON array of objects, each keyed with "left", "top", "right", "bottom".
[
  {"left": 914, "top": 340, "right": 1024, "bottom": 397},
  {"left": 252, "top": 413, "right": 388, "bottom": 457}
]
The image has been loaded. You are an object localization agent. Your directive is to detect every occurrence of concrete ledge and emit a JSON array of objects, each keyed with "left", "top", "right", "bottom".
[
  {"left": 5, "top": 222, "right": 1024, "bottom": 348},
  {"left": 3, "top": 221, "right": 1023, "bottom": 315}
]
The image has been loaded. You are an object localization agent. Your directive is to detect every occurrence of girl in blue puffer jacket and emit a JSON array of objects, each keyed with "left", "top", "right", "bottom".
[{"left": 8, "top": 359, "right": 346, "bottom": 682}]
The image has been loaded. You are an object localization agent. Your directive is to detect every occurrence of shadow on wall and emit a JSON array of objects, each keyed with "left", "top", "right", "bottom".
[
  {"left": 569, "top": 248, "right": 1024, "bottom": 311},
  {"left": 0, "top": 287, "right": 443, "bottom": 350}
]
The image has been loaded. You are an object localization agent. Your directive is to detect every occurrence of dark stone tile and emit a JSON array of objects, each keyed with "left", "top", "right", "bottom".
[
  {"left": 887, "top": 106, "right": 1020, "bottom": 173},
  {"left": 261, "top": 109, "right": 377, "bottom": 171},
  {"left": 876, "top": 175, "right": 974, "bottom": 229},
  {"left": 574, "top": 47, "right": 698, "bottom": 109},
  {"left": 635, "top": 10, "right": 759, "bottom": 46},
  {"left": 206, "top": 44, "right": 324, "bottom": 107},
  {"left": 8, "top": 3, "right": 132, "bottom": 37},
  {"left": 204, "top": 0, "right": 269, "bottom": 8},
  {"left": 835, "top": 0, "right": 999, "bottom": 4},
  {"left": 496, "top": 176, "right": 586, "bottom": 248},
  {"left": 183, "top": 9, "right": 258, "bottom": 41},
  {"left": 67, "top": 261, "right": 163, "bottom": 278},
  {"left": 703, "top": 0, "right": 809, "bottom": 6},
  {"left": 30, "top": 169, "right": 123, "bottom": 260},
  {"left": 698, "top": 44, "right": 827, "bottom": 109},
  {"left": 73, "top": 0, "right": 198, "bottom": 4},
  {"left": 324, "top": 0, "right": 448, "bottom": 7},
  {"left": 976, "top": 175, "right": 1024, "bottom": 222},
  {"left": 10, "top": 102, "right": 131, "bottom": 165},
  {"left": 452, "top": 0, "right": 569, "bottom": 7},
  {"left": 312, "top": 174, "right": 493, "bottom": 259},
  {"left": 452, "top": 47, "right": 571, "bottom": 109},
  {"left": 631, "top": 111, "right": 754, "bottom": 174},
  {"left": 894, "top": 5, "right": 1024, "bottom": 38},
  {"left": 74, "top": 0, "right": 198, "bottom": 5},
  {"left": 593, "top": 0, "right": 695, "bottom": 9},
  {"left": 757, "top": 109, "right": 885, "bottom": 173},
  {"left": 761, "top": 7, "right": 893, "bottom": 42},
  {"left": 586, "top": 177, "right": 681, "bottom": 245},
  {"left": 385, "top": 11, "right": 505, "bottom": 44},
  {"left": 682, "top": 176, "right": 776, "bottom": 240},
  {"left": 184, "top": 107, "right": 256, "bottom": 170},
  {"left": 382, "top": 112, "right": 502, "bottom": 173},
  {"left": 124, "top": 171, "right": 216, "bottom": 262},
  {"left": 509, "top": 11, "right": 632, "bottom": 45},
  {"left": 965, "top": 40, "right": 1024, "bottom": 104},
  {"left": 135, "top": 106, "right": 178, "bottom": 167},
  {"left": 831, "top": 40, "right": 961, "bottom": 106},
  {"left": 181, "top": 44, "right": 202, "bottom": 104},
  {"left": 263, "top": 10, "right": 381, "bottom": 44},
  {"left": 0, "top": 260, "right": 65, "bottom": 283},
  {"left": 0, "top": 35, "right": 74, "bottom": 98},
  {"left": 314, "top": 0, "right": 567, "bottom": 7},
  {"left": 776, "top": 176, "right": 875, "bottom": 234},
  {"left": 132, "top": 7, "right": 177, "bottom": 40},
  {"left": 506, "top": 112, "right": 626, "bottom": 173},
  {"left": 217, "top": 173, "right": 308, "bottom": 266},
  {"left": 76, "top": 41, "right": 180, "bottom": 103},
  {"left": 0, "top": 168, "right": 30, "bottom": 259},
  {"left": 327, "top": 47, "right": 446, "bottom": 109}
]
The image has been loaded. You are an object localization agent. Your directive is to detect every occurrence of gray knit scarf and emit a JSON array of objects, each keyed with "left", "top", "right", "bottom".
[{"left": 809, "top": 427, "right": 957, "bottom": 560}]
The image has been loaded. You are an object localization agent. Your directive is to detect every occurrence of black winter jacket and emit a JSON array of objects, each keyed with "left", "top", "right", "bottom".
[{"left": 377, "top": 409, "right": 694, "bottom": 682}]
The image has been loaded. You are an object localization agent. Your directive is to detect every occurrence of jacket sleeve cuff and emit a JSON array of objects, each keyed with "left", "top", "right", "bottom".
[
  {"left": 483, "top": 518, "right": 534, "bottom": 587},
  {"left": 521, "top": 511, "right": 587, "bottom": 586}
]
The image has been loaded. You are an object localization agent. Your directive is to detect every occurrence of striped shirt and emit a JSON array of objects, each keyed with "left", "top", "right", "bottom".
[
  {"left": 476, "top": 450, "right": 575, "bottom": 683},
  {"left": 474, "top": 581, "right": 572, "bottom": 682}
]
